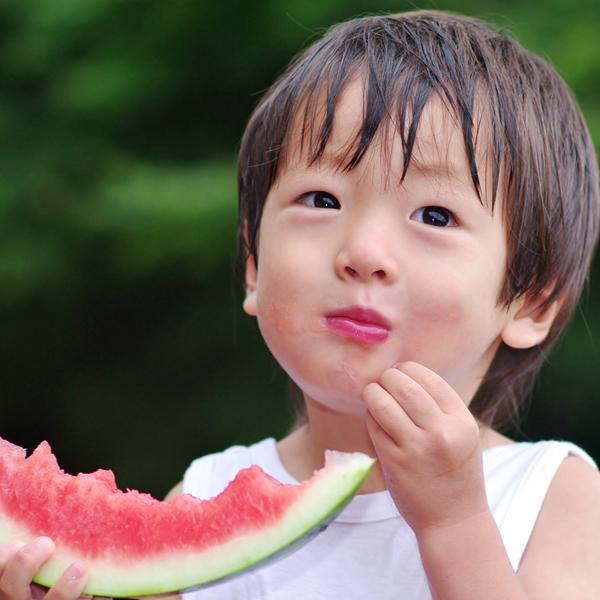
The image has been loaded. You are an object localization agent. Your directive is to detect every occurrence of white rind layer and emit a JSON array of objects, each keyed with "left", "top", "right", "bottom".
[{"left": 0, "top": 451, "right": 374, "bottom": 597}]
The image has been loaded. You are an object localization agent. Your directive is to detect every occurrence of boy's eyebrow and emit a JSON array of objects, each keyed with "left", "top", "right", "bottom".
[
  {"left": 313, "top": 149, "right": 353, "bottom": 171},
  {"left": 408, "top": 160, "right": 465, "bottom": 179},
  {"left": 316, "top": 149, "right": 466, "bottom": 181}
]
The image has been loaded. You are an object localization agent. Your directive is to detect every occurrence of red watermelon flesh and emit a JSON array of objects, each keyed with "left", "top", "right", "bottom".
[{"left": 0, "top": 437, "right": 374, "bottom": 596}]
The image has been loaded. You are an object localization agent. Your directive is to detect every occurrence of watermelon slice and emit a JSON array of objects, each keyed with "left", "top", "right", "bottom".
[{"left": 0, "top": 437, "right": 374, "bottom": 597}]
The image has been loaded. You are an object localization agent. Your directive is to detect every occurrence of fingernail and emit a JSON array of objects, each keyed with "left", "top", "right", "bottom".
[
  {"left": 34, "top": 536, "right": 54, "bottom": 552},
  {"left": 66, "top": 562, "right": 84, "bottom": 580}
]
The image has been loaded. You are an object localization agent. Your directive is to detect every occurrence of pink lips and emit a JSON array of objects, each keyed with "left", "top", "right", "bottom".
[{"left": 324, "top": 305, "right": 391, "bottom": 344}]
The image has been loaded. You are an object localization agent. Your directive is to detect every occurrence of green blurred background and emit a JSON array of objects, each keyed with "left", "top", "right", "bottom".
[{"left": 1, "top": 0, "right": 598, "bottom": 498}]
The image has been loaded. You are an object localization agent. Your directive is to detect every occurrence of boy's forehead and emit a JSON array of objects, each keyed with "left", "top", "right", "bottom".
[{"left": 283, "top": 77, "right": 493, "bottom": 196}]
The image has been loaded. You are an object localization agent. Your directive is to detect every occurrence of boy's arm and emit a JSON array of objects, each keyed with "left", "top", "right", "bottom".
[
  {"left": 517, "top": 456, "right": 600, "bottom": 598},
  {"left": 164, "top": 481, "right": 184, "bottom": 500},
  {"left": 416, "top": 509, "right": 525, "bottom": 600},
  {"left": 364, "top": 362, "right": 600, "bottom": 600},
  {"left": 418, "top": 456, "right": 600, "bottom": 600}
]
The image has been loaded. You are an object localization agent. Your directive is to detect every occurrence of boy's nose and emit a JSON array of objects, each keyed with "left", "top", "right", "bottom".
[{"left": 334, "top": 237, "right": 399, "bottom": 284}]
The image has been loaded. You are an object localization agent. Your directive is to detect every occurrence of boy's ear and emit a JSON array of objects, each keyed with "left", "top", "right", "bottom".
[
  {"left": 242, "top": 252, "right": 258, "bottom": 316},
  {"left": 501, "top": 291, "right": 562, "bottom": 349},
  {"left": 242, "top": 220, "right": 258, "bottom": 316}
]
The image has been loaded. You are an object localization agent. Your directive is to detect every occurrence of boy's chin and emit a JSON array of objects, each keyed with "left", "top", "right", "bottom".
[{"left": 288, "top": 356, "right": 394, "bottom": 417}]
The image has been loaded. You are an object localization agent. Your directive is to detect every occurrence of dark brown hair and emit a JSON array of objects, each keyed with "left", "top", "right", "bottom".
[{"left": 236, "top": 10, "right": 600, "bottom": 428}]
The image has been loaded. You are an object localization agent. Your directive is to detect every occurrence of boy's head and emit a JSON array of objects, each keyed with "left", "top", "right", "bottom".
[{"left": 236, "top": 10, "right": 600, "bottom": 428}]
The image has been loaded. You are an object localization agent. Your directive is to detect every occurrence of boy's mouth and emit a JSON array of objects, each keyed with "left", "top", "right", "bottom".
[{"left": 324, "top": 305, "right": 391, "bottom": 344}]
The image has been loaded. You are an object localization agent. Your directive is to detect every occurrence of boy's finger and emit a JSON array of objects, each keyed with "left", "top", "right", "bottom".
[
  {"left": 0, "top": 537, "right": 54, "bottom": 600},
  {"left": 44, "top": 563, "right": 88, "bottom": 600},
  {"left": 365, "top": 409, "right": 396, "bottom": 448},
  {"left": 363, "top": 381, "right": 416, "bottom": 443},
  {"left": 378, "top": 366, "right": 441, "bottom": 428},
  {"left": 0, "top": 542, "right": 26, "bottom": 574},
  {"left": 396, "top": 362, "right": 464, "bottom": 414}
]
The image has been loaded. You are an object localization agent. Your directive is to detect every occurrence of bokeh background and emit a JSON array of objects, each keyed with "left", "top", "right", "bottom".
[{"left": 1, "top": 0, "right": 598, "bottom": 498}]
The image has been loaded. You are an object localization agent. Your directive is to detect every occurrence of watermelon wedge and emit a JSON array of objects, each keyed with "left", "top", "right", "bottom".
[{"left": 0, "top": 437, "right": 374, "bottom": 596}]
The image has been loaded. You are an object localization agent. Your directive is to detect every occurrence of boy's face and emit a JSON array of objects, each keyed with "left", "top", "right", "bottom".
[{"left": 243, "top": 79, "right": 521, "bottom": 416}]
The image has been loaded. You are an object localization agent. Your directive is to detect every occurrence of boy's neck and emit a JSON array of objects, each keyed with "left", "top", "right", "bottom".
[
  {"left": 276, "top": 398, "right": 388, "bottom": 493},
  {"left": 276, "top": 397, "right": 514, "bottom": 494}
]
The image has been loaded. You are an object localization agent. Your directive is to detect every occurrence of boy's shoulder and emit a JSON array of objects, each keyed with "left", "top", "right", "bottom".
[
  {"left": 518, "top": 453, "right": 600, "bottom": 596},
  {"left": 164, "top": 481, "right": 183, "bottom": 500}
]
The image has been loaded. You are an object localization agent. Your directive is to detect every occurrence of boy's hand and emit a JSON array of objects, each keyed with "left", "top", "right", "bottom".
[
  {"left": 0, "top": 538, "right": 88, "bottom": 600},
  {"left": 364, "top": 362, "right": 489, "bottom": 534}
]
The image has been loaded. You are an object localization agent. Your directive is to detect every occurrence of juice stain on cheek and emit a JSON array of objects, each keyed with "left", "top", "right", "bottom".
[{"left": 261, "top": 299, "right": 307, "bottom": 335}]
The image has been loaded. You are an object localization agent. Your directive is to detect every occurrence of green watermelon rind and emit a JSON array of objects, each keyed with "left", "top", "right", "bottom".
[{"left": 5, "top": 451, "right": 374, "bottom": 597}]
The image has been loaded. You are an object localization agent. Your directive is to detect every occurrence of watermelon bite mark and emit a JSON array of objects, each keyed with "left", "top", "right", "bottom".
[{"left": 0, "top": 437, "right": 374, "bottom": 596}]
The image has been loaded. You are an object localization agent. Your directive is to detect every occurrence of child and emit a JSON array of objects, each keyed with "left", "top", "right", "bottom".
[{"left": 2, "top": 9, "right": 599, "bottom": 600}]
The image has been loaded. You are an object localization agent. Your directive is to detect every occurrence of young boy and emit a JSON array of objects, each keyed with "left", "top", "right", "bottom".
[{"left": 3, "top": 9, "right": 600, "bottom": 600}]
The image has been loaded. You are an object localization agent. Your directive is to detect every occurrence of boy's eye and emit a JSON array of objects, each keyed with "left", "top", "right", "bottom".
[
  {"left": 297, "top": 191, "right": 341, "bottom": 209},
  {"left": 410, "top": 206, "right": 457, "bottom": 227}
]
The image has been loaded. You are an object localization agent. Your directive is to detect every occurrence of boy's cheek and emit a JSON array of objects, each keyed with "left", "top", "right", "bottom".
[
  {"left": 253, "top": 254, "right": 321, "bottom": 336},
  {"left": 257, "top": 297, "right": 307, "bottom": 336},
  {"left": 395, "top": 283, "right": 495, "bottom": 365}
]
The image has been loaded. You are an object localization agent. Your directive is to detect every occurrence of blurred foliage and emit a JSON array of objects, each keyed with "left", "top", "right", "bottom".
[{"left": 1, "top": 0, "right": 598, "bottom": 497}]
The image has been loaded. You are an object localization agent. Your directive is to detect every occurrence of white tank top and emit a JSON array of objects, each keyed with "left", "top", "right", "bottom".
[{"left": 182, "top": 439, "right": 596, "bottom": 600}]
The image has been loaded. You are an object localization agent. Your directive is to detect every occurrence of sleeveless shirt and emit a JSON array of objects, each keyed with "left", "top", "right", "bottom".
[{"left": 182, "top": 438, "right": 597, "bottom": 600}]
